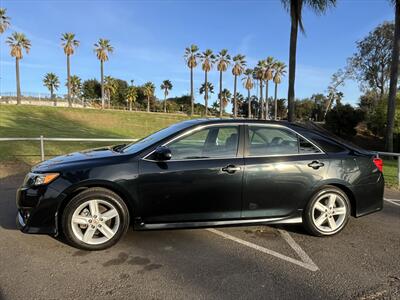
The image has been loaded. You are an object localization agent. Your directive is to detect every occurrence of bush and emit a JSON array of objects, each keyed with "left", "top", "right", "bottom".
[{"left": 325, "top": 104, "right": 365, "bottom": 137}]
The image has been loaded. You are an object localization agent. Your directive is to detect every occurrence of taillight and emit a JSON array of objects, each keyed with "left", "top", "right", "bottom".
[{"left": 373, "top": 158, "right": 383, "bottom": 172}]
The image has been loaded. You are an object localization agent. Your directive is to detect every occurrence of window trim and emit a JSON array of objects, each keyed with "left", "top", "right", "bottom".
[
  {"left": 142, "top": 123, "right": 244, "bottom": 162},
  {"left": 244, "top": 123, "right": 325, "bottom": 158}
]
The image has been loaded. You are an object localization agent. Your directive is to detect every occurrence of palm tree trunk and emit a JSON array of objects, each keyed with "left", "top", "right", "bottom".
[
  {"left": 16, "top": 57, "right": 21, "bottom": 104},
  {"left": 147, "top": 96, "right": 150, "bottom": 112},
  {"left": 265, "top": 80, "right": 269, "bottom": 120},
  {"left": 287, "top": 1, "right": 299, "bottom": 122},
  {"left": 164, "top": 92, "right": 167, "bottom": 113},
  {"left": 259, "top": 80, "right": 264, "bottom": 120},
  {"left": 190, "top": 67, "right": 194, "bottom": 116},
  {"left": 233, "top": 75, "right": 238, "bottom": 118},
  {"left": 386, "top": 0, "right": 400, "bottom": 152},
  {"left": 100, "top": 60, "right": 104, "bottom": 109},
  {"left": 274, "top": 83, "right": 278, "bottom": 120},
  {"left": 67, "top": 54, "right": 72, "bottom": 107},
  {"left": 51, "top": 87, "right": 56, "bottom": 106},
  {"left": 129, "top": 101, "right": 132, "bottom": 111},
  {"left": 204, "top": 71, "right": 208, "bottom": 116},
  {"left": 219, "top": 71, "right": 223, "bottom": 117},
  {"left": 248, "top": 89, "right": 251, "bottom": 118}
]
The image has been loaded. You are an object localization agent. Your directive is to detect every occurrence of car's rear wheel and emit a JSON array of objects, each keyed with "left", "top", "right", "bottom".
[
  {"left": 62, "top": 187, "right": 130, "bottom": 250},
  {"left": 303, "top": 186, "right": 350, "bottom": 236}
]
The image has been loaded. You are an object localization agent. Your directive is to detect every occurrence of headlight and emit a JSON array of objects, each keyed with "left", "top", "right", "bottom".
[{"left": 25, "top": 173, "right": 60, "bottom": 186}]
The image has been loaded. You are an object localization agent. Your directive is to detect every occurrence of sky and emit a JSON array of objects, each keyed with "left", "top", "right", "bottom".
[{"left": 0, "top": 0, "right": 395, "bottom": 108}]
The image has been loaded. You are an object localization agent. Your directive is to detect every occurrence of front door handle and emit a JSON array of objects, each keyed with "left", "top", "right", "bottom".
[
  {"left": 222, "top": 165, "right": 241, "bottom": 173},
  {"left": 308, "top": 161, "right": 325, "bottom": 170}
]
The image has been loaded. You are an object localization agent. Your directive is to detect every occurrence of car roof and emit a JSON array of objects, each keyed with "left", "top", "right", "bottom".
[{"left": 185, "top": 118, "right": 291, "bottom": 126}]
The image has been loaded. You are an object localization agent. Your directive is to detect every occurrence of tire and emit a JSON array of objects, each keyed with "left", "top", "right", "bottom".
[
  {"left": 303, "top": 186, "right": 350, "bottom": 237},
  {"left": 62, "top": 187, "right": 130, "bottom": 250}
]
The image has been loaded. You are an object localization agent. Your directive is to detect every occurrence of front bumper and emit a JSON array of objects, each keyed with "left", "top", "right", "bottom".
[{"left": 16, "top": 184, "right": 67, "bottom": 235}]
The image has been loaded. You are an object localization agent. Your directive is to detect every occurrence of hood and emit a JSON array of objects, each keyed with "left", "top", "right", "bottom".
[{"left": 32, "top": 146, "right": 123, "bottom": 172}]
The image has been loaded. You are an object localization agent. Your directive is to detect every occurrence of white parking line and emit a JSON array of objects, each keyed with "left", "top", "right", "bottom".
[
  {"left": 206, "top": 228, "right": 319, "bottom": 272},
  {"left": 384, "top": 198, "right": 400, "bottom": 207}
]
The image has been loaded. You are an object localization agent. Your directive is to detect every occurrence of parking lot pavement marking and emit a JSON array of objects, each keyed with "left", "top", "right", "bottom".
[
  {"left": 384, "top": 198, "right": 400, "bottom": 207},
  {"left": 206, "top": 228, "right": 319, "bottom": 272}
]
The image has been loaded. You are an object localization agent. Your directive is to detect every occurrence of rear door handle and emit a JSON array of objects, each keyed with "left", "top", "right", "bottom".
[
  {"left": 308, "top": 161, "right": 324, "bottom": 169},
  {"left": 222, "top": 165, "right": 241, "bottom": 173}
]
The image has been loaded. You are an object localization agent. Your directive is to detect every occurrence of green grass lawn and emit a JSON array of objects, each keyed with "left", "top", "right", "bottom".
[
  {"left": 383, "top": 159, "right": 399, "bottom": 188},
  {"left": 0, "top": 104, "right": 191, "bottom": 164}
]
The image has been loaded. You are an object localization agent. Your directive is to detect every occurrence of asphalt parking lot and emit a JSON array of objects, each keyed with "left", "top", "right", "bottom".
[{"left": 1, "top": 172, "right": 399, "bottom": 300}]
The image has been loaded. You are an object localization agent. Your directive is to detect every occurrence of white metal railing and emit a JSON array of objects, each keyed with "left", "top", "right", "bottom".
[
  {"left": 0, "top": 136, "right": 138, "bottom": 161},
  {"left": 375, "top": 151, "right": 400, "bottom": 186}
]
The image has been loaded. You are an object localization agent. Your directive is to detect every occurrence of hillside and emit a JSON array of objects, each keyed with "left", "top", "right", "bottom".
[{"left": 0, "top": 105, "right": 191, "bottom": 163}]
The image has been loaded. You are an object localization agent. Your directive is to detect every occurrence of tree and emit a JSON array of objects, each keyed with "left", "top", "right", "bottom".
[
  {"left": 231, "top": 54, "right": 246, "bottom": 118},
  {"left": 233, "top": 92, "right": 245, "bottom": 116},
  {"left": 272, "top": 61, "right": 287, "bottom": 120},
  {"left": 242, "top": 68, "right": 254, "bottom": 118},
  {"left": 103, "top": 76, "right": 118, "bottom": 108},
  {"left": 184, "top": 44, "right": 199, "bottom": 116},
  {"left": 43, "top": 73, "right": 60, "bottom": 106},
  {"left": 216, "top": 49, "right": 231, "bottom": 117},
  {"left": 386, "top": 0, "right": 400, "bottom": 152},
  {"left": 200, "top": 49, "right": 215, "bottom": 116},
  {"left": 199, "top": 82, "right": 215, "bottom": 115},
  {"left": 67, "top": 75, "right": 82, "bottom": 101},
  {"left": 0, "top": 8, "right": 11, "bottom": 34},
  {"left": 125, "top": 86, "right": 137, "bottom": 111},
  {"left": 254, "top": 60, "right": 267, "bottom": 119},
  {"left": 61, "top": 33, "right": 79, "bottom": 107},
  {"left": 348, "top": 22, "right": 394, "bottom": 100},
  {"left": 264, "top": 56, "right": 276, "bottom": 120},
  {"left": 82, "top": 79, "right": 101, "bottom": 100},
  {"left": 281, "top": 0, "right": 336, "bottom": 122},
  {"left": 324, "top": 69, "right": 350, "bottom": 118},
  {"left": 160, "top": 80, "right": 173, "bottom": 113},
  {"left": 325, "top": 104, "right": 365, "bottom": 137},
  {"left": 94, "top": 38, "right": 113, "bottom": 109},
  {"left": 218, "top": 88, "right": 231, "bottom": 113},
  {"left": 143, "top": 82, "right": 155, "bottom": 112},
  {"left": 6, "top": 32, "right": 31, "bottom": 104}
]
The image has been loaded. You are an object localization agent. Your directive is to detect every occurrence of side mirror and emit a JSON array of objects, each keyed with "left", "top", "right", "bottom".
[{"left": 154, "top": 146, "right": 172, "bottom": 161}]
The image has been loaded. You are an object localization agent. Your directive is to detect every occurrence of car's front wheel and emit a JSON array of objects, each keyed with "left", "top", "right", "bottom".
[
  {"left": 303, "top": 186, "right": 350, "bottom": 236},
  {"left": 62, "top": 187, "right": 130, "bottom": 250}
]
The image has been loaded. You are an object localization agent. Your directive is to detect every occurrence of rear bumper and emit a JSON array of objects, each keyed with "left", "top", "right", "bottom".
[{"left": 353, "top": 174, "right": 384, "bottom": 218}]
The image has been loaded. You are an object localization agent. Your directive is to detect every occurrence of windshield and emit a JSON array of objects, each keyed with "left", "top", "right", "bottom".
[{"left": 121, "top": 121, "right": 194, "bottom": 154}]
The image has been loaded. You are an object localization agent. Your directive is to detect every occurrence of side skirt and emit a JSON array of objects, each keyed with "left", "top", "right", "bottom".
[{"left": 134, "top": 215, "right": 303, "bottom": 230}]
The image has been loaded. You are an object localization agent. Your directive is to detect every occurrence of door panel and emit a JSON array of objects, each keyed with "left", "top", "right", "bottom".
[
  {"left": 242, "top": 125, "right": 327, "bottom": 218},
  {"left": 138, "top": 124, "right": 244, "bottom": 223}
]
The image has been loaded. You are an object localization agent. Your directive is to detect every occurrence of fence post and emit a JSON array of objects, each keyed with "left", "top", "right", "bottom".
[
  {"left": 397, "top": 156, "right": 400, "bottom": 187},
  {"left": 40, "top": 135, "right": 45, "bottom": 161}
]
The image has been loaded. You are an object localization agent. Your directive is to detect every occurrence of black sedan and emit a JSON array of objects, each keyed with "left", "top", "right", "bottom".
[{"left": 16, "top": 119, "right": 384, "bottom": 250}]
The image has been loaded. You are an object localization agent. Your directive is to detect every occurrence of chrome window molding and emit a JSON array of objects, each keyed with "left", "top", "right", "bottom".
[{"left": 142, "top": 121, "right": 326, "bottom": 162}]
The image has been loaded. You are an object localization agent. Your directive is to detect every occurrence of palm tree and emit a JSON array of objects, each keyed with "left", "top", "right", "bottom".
[
  {"left": 200, "top": 49, "right": 216, "bottom": 116},
  {"left": 0, "top": 8, "right": 11, "bottom": 34},
  {"left": 125, "top": 86, "right": 137, "bottom": 111},
  {"left": 386, "top": 0, "right": 400, "bottom": 152},
  {"left": 103, "top": 76, "right": 118, "bottom": 108},
  {"left": 218, "top": 88, "right": 231, "bottom": 114},
  {"left": 160, "top": 80, "right": 173, "bottom": 113},
  {"left": 199, "top": 82, "right": 215, "bottom": 116},
  {"left": 232, "top": 54, "right": 247, "bottom": 118},
  {"left": 254, "top": 60, "right": 267, "bottom": 119},
  {"left": 242, "top": 68, "right": 254, "bottom": 118},
  {"left": 66, "top": 75, "right": 82, "bottom": 101},
  {"left": 273, "top": 61, "right": 287, "bottom": 120},
  {"left": 184, "top": 44, "right": 199, "bottom": 116},
  {"left": 216, "top": 49, "right": 231, "bottom": 117},
  {"left": 61, "top": 33, "right": 80, "bottom": 107},
  {"left": 43, "top": 73, "right": 60, "bottom": 106},
  {"left": 94, "top": 38, "right": 114, "bottom": 109},
  {"left": 233, "top": 92, "right": 245, "bottom": 117},
  {"left": 6, "top": 32, "right": 31, "bottom": 104},
  {"left": 264, "top": 56, "right": 276, "bottom": 120},
  {"left": 143, "top": 82, "right": 155, "bottom": 112},
  {"left": 281, "top": 0, "right": 336, "bottom": 122}
]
